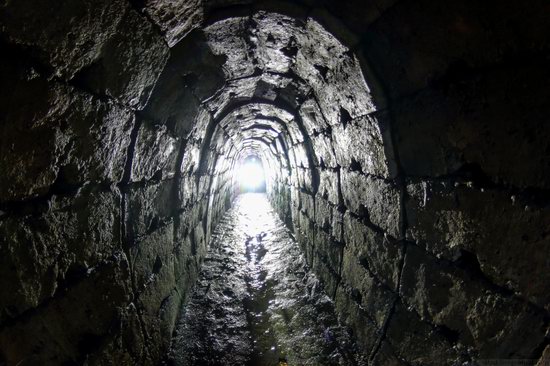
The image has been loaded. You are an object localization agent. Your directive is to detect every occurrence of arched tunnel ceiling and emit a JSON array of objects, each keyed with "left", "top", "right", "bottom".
[
  {"left": 158, "top": 10, "right": 385, "bottom": 191},
  {"left": 1, "top": 1, "right": 549, "bottom": 364},
  {"left": 201, "top": 11, "right": 376, "bottom": 116}
]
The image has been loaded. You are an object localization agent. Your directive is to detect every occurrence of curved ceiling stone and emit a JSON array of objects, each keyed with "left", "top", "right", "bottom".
[{"left": 201, "top": 12, "right": 374, "bottom": 119}]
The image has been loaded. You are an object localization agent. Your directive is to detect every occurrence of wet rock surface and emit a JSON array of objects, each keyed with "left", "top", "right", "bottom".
[
  {"left": 166, "top": 194, "right": 363, "bottom": 366},
  {"left": 1, "top": 1, "right": 550, "bottom": 365}
]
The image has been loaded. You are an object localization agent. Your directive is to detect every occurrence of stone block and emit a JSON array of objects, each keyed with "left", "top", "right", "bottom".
[
  {"left": 131, "top": 223, "right": 179, "bottom": 359},
  {"left": 179, "top": 174, "right": 198, "bottom": 208},
  {"left": 130, "top": 222, "right": 175, "bottom": 295},
  {"left": 334, "top": 286, "right": 380, "bottom": 355},
  {"left": 317, "top": 169, "right": 340, "bottom": 205},
  {"left": 406, "top": 181, "right": 550, "bottom": 309},
  {"left": 290, "top": 187, "right": 300, "bottom": 209},
  {"left": 299, "top": 191, "right": 315, "bottom": 219},
  {"left": 292, "top": 144, "right": 310, "bottom": 168},
  {"left": 0, "top": 61, "right": 134, "bottom": 201},
  {"left": 124, "top": 179, "right": 176, "bottom": 242},
  {"left": 0, "top": 253, "right": 131, "bottom": 365},
  {"left": 0, "top": 0, "right": 127, "bottom": 79},
  {"left": 297, "top": 211, "right": 315, "bottom": 264},
  {"left": 203, "top": 17, "right": 256, "bottom": 80},
  {"left": 314, "top": 228, "right": 342, "bottom": 273},
  {"left": 130, "top": 120, "right": 180, "bottom": 182},
  {"left": 311, "top": 133, "right": 337, "bottom": 168},
  {"left": 340, "top": 248, "right": 395, "bottom": 329},
  {"left": 143, "top": 0, "right": 203, "bottom": 46},
  {"left": 90, "top": 302, "right": 145, "bottom": 364},
  {"left": 0, "top": 187, "right": 121, "bottom": 322},
  {"left": 385, "top": 301, "right": 463, "bottom": 365},
  {"left": 173, "top": 235, "right": 199, "bottom": 289},
  {"left": 343, "top": 213, "right": 404, "bottom": 290},
  {"left": 399, "top": 244, "right": 548, "bottom": 357},
  {"left": 197, "top": 175, "right": 212, "bottom": 197},
  {"left": 311, "top": 254, "right": 339, "bottom": 299},
  {"left": 167, "top": 32, "right": 226, "bottom": 101},
  {"left": 145, "top": 77, "right": 200, "bottom": 139},
  {"left": 293, "top": 19, "right": 376, "bottom": 124},
  {"left": 340, "top": 171, "right": 401, "bottom": 238},
  {"left": 130, "top": 223, "right": 184, "bottom": 359},
  {"left": 370, "top": 340, "right": 407, "bottom": 366},
  {"left": 332, "top": 112, "right": 397, "bottom": 178},
  {"left": 158, "top": 288, "right": 184, "bottom": 352},
  {"left": 314, "top": 197, "right": 333, "bottom": 231},
  {"left": 192, "top": 221, "right": 207, "bottom": 260},
  {"left": 299, "top": 98, "right": 329, "bottom": 136},
  {"left": 331, "top": 209, "right": 344, "bottom": 243},
  {"left": 73, "top": 6, "right": 169, "bottom": 108}
]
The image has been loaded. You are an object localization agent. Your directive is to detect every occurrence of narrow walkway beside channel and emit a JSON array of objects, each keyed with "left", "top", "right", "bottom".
[{"left": 165, "top": 193, "right": 364, "bottom": 366}]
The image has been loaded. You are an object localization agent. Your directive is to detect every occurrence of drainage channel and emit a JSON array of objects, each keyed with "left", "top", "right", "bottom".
[{"left": 165, "top": 193, "right": 362, "bottom": 366}]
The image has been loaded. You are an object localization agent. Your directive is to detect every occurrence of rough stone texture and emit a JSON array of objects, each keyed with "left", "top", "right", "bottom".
[
  {"left": 334, "top": 285, "right": 380, "bottom": 355},
  {"left": 392, "top": 63, "right": 550, "bottom": 187},
  {"left": 124, "top": 180, "right": 177, "bottom": 243},
  {"left": 299, "top": 98, "right": 330, "bottom": 136},
  {"left": 311, "top": 133, "right": 337, "bottom": 168},
  {"left": 203, "top": 17, "right": 257, "bottom": 80},
  {"left": 293, "top": 18, "right": 376, "bottom": 123},
  {"left": 130, "top": 120, "right": 179, "bottom": 182},
  {"left": 369, "top": 340, "right": 406, "bottom": 366},
  {"left": 0, "top": 252, "right": 132, "bottom": 365},
  {"left": 400, "top": 244, "right": 548, "bottom": 359},
  {"left": 332, "top": 112, "right": 397, "bottom": 179},
  {"left": 73, "top": 6, "right": 170, "bottom": 108},
  {"left": 142, "top": 0, "right": 204, "bottom": 47},
  {"left": 129, "top": 222, "right": 178, "bottom": 361},
  {"left": 340, "top": 171, "right": 401, "bottom": 238},
  {"left": 145, "top": 32, "right": 225, "bottom": 129},
  {"left": 343, "top": 213, "right": 404, "bottom": 291},
  {"left": 0, "top": 187, "right": 120, "bottom": 323},
  {"left": 339, "top": 251, "right": 395, "bottom": 330},
  {"left": 406, "top": 181, "right": 550, "bottom": 310},
  {"left": 1, "top": 2, "right": 550, "bottom": 365},
  {"left": 0, "top": 55, "right": 134, "bottom": 202},
  {"left": 384, "top": 300, "right": 464, "bottom": 365},
  {"left": 0, "top": 4, "right": 234, "bottom": 363},
  {"left": 0, "top": 0, "right": 127, "bottom": 79},
  {"left": 317, "top": 169, "right": 339, "bottom": 205}
]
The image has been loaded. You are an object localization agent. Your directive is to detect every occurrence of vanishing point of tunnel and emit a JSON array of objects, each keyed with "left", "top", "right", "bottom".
[{"left": 0, "top": 0, "right": 549, "bottom": 365}]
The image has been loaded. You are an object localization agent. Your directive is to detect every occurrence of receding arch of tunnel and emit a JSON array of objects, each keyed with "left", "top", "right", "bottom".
[{"left": 0, "top": 1, "right": 549, "bottom": 365}]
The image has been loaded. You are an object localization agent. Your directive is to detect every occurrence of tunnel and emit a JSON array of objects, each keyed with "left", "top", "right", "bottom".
[{"left": 0, "top": 0, "right": 549, "bottom": 365}]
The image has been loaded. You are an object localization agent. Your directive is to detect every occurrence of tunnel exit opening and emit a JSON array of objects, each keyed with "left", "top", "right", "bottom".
[{"left": 237, "top": 155, "right": 267, "bottom": 193}]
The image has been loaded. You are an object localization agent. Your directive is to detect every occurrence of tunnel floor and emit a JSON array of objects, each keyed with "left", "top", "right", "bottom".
[{"left": 165, "top": 193, "right": 363, "bottom": 366}]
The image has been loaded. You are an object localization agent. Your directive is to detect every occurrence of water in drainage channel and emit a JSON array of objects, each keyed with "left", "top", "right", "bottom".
[{"left": 165, "top": 193, "right": 363, "bottom": 366}]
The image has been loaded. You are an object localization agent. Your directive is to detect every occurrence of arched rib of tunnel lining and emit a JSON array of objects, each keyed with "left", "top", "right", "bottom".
[
  {"left": 161, "top": 58, "right": 371, "bottom": 366},
  {"left": 148, "top": 11, "right": 391, "bottom": 364},
  {"left": 146, "top": 8, "right": 550, "bottom": 363}
]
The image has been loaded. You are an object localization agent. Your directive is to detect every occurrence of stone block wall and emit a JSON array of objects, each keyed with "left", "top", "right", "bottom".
[
  {"left": 264, "top": 1, "right": 550, "bottom": 364},
  {"left": 0, "top": 2, "right": 236, "bottom": 364},
  {"left": 1, "top": 0, "right": 549, "bottom": 365}
]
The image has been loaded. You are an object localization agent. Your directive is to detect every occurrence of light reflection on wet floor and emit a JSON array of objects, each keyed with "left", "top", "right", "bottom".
[{"left": 166, "top": 193, "right": 363, "bottom": 366}]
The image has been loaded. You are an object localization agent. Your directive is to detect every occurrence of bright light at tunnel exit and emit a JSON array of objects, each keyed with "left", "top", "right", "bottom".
[{"left": 239, "top": 158, "right": 266, "bottom": 191}]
